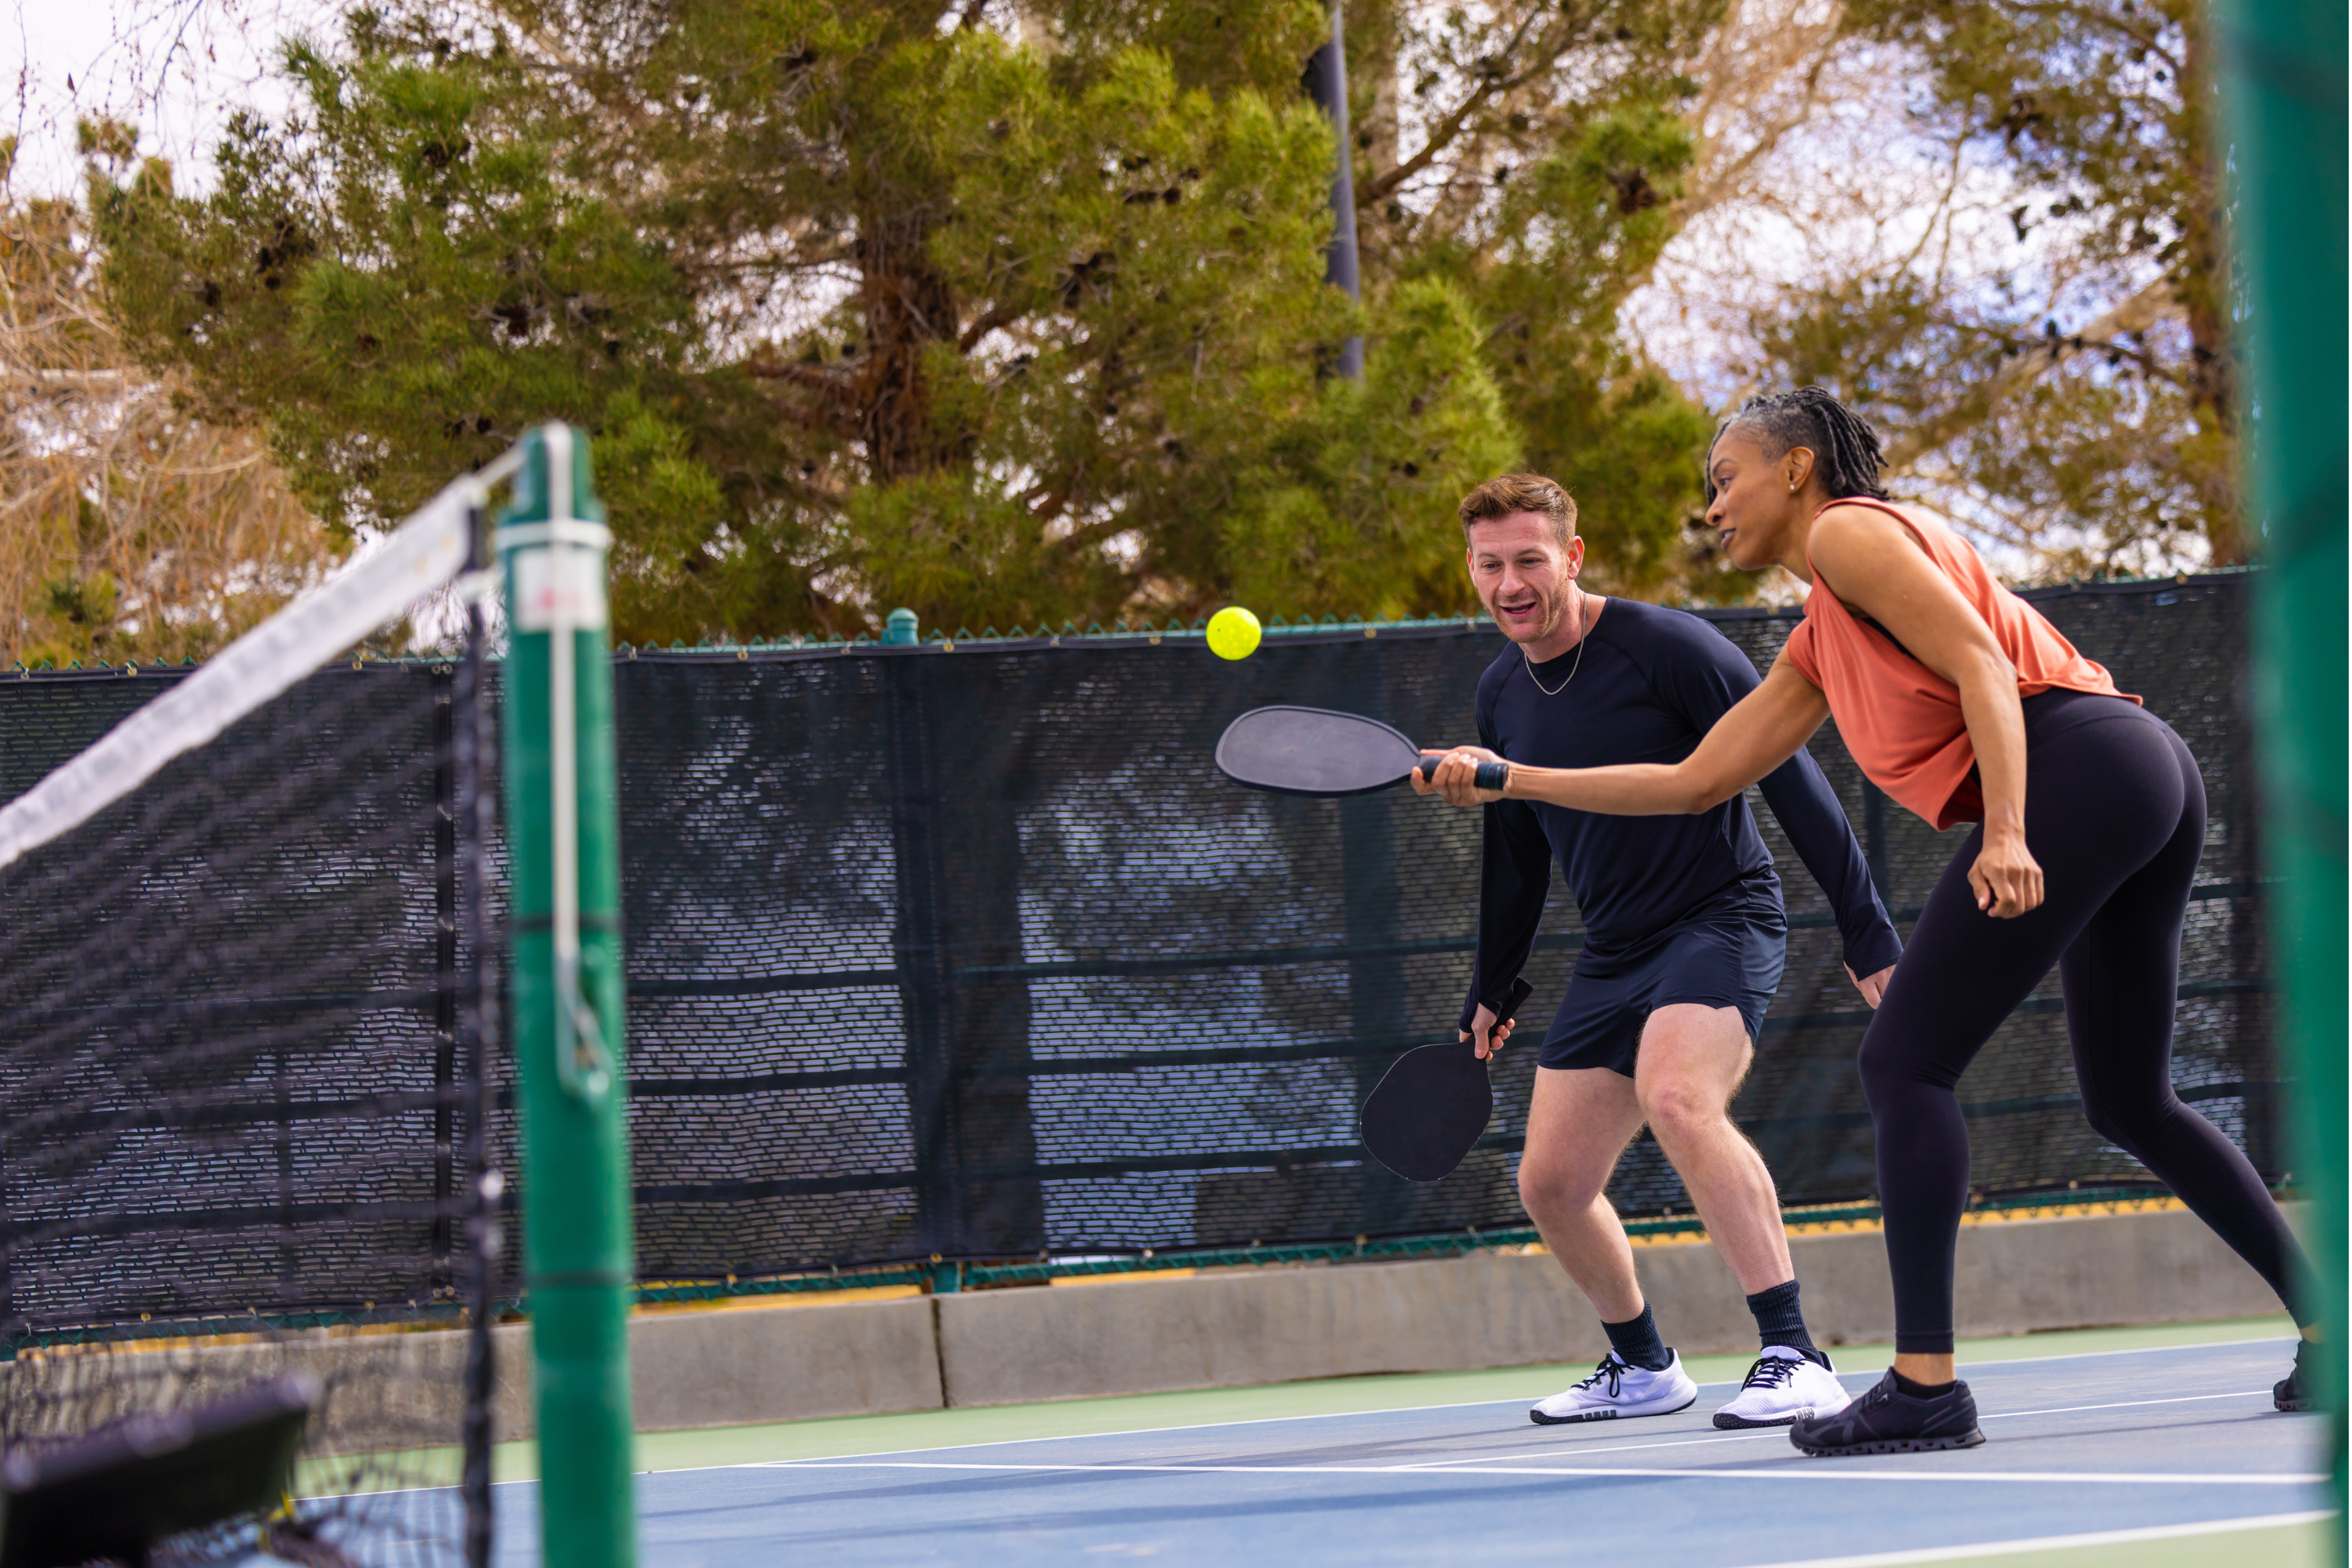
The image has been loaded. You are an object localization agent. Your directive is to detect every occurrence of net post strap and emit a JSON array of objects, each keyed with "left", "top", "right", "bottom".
[{"left": 0, "top": 473, "right": 492, "bottom": 874}]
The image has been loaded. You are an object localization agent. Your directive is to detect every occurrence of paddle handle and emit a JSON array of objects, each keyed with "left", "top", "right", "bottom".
[{"left": 1416, "top": 754, "right": 1511, "bottom": 793}]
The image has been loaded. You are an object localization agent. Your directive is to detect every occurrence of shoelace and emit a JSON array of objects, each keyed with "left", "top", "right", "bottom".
[
  {"left": 1572, "top": 1355, "right": 1629, "bottom": 1398},
  {"left": 1740, "top": 1356, "right": 1803, "bottom": 1391}
]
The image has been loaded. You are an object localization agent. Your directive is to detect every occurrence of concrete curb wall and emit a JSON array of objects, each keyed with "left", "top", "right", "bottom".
[
  {"left": 930, "top": 1207, "right": 2287, "bottom": 1406},
  {"left": 626, "top": 1296, "right": 942, "bottom": 1433},
  {"left": 937, "top": 1249, "right": 1608, "bottom": 1408},
  {"left": 477, "top": 1297, "right": 947, "bottom": 1440},
  {"left": 109, "top": 1205, "right": 2289, "bottom": 1444}
]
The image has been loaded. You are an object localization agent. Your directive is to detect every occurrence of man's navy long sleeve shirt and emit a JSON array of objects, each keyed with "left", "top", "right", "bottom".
[{"left": 1459, "top": 598, "right": 1902, "bottom": 1031}]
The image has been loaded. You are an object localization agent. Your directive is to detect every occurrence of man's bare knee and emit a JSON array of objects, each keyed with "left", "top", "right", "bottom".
[
  {"left": 1517, "top": 1154, "right": 1606, "bottom": 1218},
  {"left": 1638, "top": 1076, "right": 1734, "bottom": 1150}
]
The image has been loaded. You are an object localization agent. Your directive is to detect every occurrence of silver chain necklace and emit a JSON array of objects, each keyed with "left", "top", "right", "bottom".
[{"left": 1522, "top": 593, "right": 1592, "bottom": 696}]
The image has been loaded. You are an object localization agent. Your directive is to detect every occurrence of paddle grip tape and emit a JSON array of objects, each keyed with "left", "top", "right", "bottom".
[{"left": 1415, "top": 755, "right": 1512, "bottom": 793}]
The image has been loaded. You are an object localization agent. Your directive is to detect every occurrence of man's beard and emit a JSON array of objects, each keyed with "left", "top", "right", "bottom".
[{"left": 1490, "top": 581, "right": 1577, "bottom": 644}]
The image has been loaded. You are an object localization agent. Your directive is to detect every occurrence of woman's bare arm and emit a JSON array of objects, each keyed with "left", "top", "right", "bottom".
[
  {"left": 1806, "top": 503, "right": 2041, "bottom": 917},
  {"left": 1414, "top": 658, "right": 1830, "bottom": 814}
]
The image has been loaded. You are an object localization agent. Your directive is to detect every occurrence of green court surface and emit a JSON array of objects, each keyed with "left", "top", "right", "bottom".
[
  {"left": 494, "top": 1312, "right": 2301, "bottom": 1477},
  {"left": 472, "top": 1312, "right": 2327, "bottom": 1566}
]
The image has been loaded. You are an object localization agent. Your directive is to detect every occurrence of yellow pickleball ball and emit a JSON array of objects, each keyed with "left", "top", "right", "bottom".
[{"left": 1207, "top": 606, "right": 1262, "bottom": 661}]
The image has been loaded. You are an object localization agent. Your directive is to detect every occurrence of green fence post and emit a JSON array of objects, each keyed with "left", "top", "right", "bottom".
[
  {"left": 2213, "top": 0, "right": 2348, "bottom": 1535},
  {"left": 499, "top": 424, "right": 638, "bottom": 1566}
]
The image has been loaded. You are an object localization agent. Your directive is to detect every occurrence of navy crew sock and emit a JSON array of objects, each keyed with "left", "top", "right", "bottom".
[
  {"left": 1747, "top": 1280, "right": 1830, "bottom": 1369},
  {"left": 1601, "top": 1303, "right": 1671, "bottom": 1371},
  {"left": 1892, "top": 1369, "right": 1957, "bottom": 1398}
]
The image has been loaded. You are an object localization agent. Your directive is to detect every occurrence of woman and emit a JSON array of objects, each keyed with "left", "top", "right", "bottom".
[{"left": 1418, "top": 386, "right": 2315, "bottom": 1456}]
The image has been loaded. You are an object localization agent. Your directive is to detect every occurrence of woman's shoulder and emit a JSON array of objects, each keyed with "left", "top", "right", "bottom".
[
  {"left": 1810, "top": 497, "right": 1976, "bottom": 583},
  {"left": 1811, "top": 496, "right": 1922, "bottom": 545}
]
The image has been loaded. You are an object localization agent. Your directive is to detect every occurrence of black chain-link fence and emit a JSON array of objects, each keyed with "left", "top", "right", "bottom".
[
  {"left": 0, "top": 572, "right": 2274, "bottom": 1322},
  {"left": 0, "top": 658, "right": 495, "bottom": 1339},
  {"left": 613, "top": 571, "right": 2274, "bottom": 1276}
]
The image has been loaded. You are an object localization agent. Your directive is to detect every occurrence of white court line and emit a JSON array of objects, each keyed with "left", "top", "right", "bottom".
[
  {"left": 1401, "top": 1387, "right": 2278, "bottom": 1469},
  {"left": 315, "top": 1383, "right": 2292, "bottom": 1505},
  {"left": 740, "top": 1394, "right": 1539, "bottom": 1470},
  {"left": 305, "top": 1357, "right": 2310, "bottom": 1502},
  {"left": 759, "top": 1386, "right": 2281, "bottom": 1479},
  {"left": 778, "top": 1459, "right": 2327, "bottom": 1486},
  {"left": 750, "top": 1335, "right": 2300, "bottom": 1472},
  {"left": 1406, "top": 1428, "right": 1782, "bottom": 1465},
  {"left": 1980, "top": 1388, "right": 2273, "bottom": 1422},
  {"left": 1954, "top": 1333, "right": 2296, "bottom": 1372},
  {"left": 1728, "top": 1509, "right": 2336, "bottom": 1568}
]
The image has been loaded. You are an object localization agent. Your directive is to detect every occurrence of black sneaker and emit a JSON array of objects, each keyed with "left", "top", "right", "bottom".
[
  {"left": 1789, "top": 1370, "right": 1985, "bottom": 1456},
  {"left": 2275, "top": 1341, "right": 2311, "bottom": 1412}
]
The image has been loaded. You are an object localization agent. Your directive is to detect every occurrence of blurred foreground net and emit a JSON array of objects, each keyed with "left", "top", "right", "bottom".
[{"left": 0, "top": 475, "right": 502, "bottom": 1564}]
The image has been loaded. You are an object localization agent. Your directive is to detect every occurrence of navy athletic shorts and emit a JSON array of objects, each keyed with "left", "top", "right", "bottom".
[{"left": 1536, "top": 913, "right": 1787, "bottom": 1077}]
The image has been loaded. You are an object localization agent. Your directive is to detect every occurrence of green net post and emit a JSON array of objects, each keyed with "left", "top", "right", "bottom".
[
  {"left": 2214, "top": 0, "right": 2347, "bottom": 1535},
  {"left": 498, "top": 424, "right": 638, "bottom": 1566}
]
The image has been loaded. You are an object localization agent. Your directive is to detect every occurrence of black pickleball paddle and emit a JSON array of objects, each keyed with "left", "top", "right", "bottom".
[
  {"left": 1213, "top": 706, "right": 1509, "bottom": 798},
  {"left": 1214, "top": 706, "right": 1517, "bottom": 1183},
  {"left": 1360, "top": 1041, "right": 1492, "bottom": 1183},
  {"left": 1356, "top": 978, "right": 1530, "bottom": 1183}
]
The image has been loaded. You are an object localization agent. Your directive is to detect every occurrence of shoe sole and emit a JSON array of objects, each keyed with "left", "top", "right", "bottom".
[
  {"left": 1793, "top": 1428, "right": 1985, "bottom": 1456},
  {"left": 1713, "top": 1406, "right": 1825, "bottom": 1430},
  {"left": 2276, "top": 1396, "right": 2309, "bottom": 1413},
  {"left": 1714, "top": 1413, "right": 1796, "bottom": 1429},
  {"left": 1530, "top": 1392, "right": 1697, "bottom": 1426}
]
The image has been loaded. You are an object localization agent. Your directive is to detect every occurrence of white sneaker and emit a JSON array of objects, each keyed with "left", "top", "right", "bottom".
[
  {"left": 1530, "top": 1350, "right": 1699, "bottom": 1425},
  {"left": 1712, "top": 1346, "right": 1853, "bottom": 1429}
]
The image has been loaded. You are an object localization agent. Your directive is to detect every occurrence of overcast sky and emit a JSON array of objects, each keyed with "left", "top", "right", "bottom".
[{"left": 5, "top": 0, "right": 319, "bottom": 198}]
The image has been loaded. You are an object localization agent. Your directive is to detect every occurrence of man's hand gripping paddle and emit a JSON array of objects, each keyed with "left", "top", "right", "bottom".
[
  {"left": 1214, "top": 706, "right": 1517, "bottom": 1182},
  {"left": 1212, "top": 706, "right": 1509, "bottom": 798}
]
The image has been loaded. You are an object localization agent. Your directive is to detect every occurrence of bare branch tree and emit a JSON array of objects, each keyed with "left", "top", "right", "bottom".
[{"left": 0, "top": 191, "right": 335, "bottom": 666}]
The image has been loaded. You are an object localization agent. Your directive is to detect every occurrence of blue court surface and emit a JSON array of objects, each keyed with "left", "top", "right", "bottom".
[{"left": 482, "top": 1334, "right": 2325, "bottom": 1565}]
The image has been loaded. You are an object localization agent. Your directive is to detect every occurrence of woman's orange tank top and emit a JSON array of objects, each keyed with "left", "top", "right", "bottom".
[{"left": 1781, "top": 498, "right": 2133, "bottom": 830}]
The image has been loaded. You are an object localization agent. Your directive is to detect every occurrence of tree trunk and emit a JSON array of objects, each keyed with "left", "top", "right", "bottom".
[{"left": 855, "top": 209, "right": 965, "bottom": 481}]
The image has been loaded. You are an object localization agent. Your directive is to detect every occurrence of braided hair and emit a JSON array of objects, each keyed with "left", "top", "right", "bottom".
[{"left": 1705, "top": 386, "right": 1890, "bottom": 505}]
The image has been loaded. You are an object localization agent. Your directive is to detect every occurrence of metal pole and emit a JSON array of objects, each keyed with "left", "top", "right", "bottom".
[
  {"left": 2212, "top": 0, "right": 2347, "bottom": 1533},
  {"left": 1302, "top": 2, "right": 1365, "bottom": 379},
  {"left": 498, "top": 424, "right": 637, "bottom": 1567}
]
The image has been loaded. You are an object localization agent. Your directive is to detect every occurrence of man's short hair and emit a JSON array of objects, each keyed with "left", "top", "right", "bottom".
[{"left": 1458, "top": 473, "right": 1578, "bottom": 547}]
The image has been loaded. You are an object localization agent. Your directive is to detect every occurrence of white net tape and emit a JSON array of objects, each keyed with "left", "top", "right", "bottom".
[{"left": 0, "top": 459, "right": 509, "bottom": 873}]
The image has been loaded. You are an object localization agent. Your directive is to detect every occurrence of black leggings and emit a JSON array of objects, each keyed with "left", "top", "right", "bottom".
[{"left": 1861, "top": 690, "right": 2312, "bottom": 1355}]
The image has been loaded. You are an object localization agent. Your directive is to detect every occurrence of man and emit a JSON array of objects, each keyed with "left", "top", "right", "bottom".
[{"left": 1413, "top": 473, "right": 1900, "bottom": 1429}]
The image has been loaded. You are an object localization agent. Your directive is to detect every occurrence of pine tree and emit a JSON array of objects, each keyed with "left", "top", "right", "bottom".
[
  {"left": 1344, "top": 1, "right": 1726, "bottom": 597},
  {"left": 93, "top": 2, "right": 1721, "bottom": 639}
]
